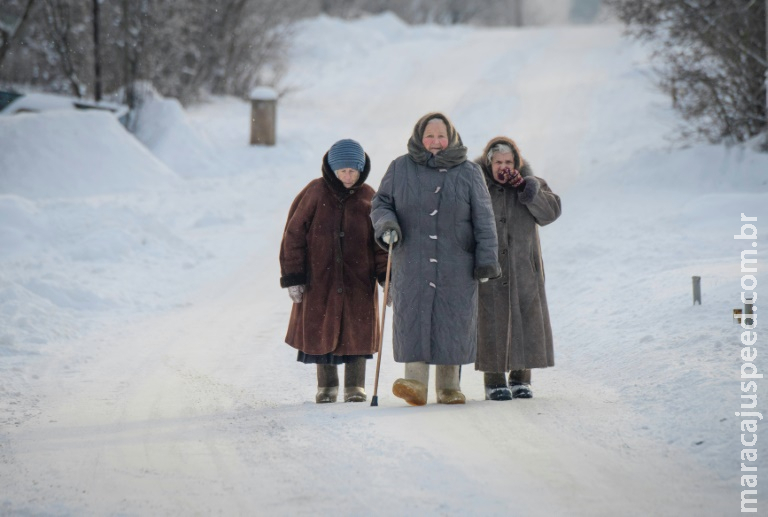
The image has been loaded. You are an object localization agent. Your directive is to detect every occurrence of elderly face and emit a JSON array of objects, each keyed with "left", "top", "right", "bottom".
[
  {"left": 490, "top": 152, "right": 516, "bottom": 183},
  {"left": 421, "top": 120, "right": 449, "bottom": 155},
  {"left": 335, "top": 167, "right": 360, "bottom": 188}
]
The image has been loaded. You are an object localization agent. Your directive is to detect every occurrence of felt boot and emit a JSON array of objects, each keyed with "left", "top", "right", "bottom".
[
  {"left": 392, "top": 361, "right": 428, "bottom": 406},
  {"left": 344, "top": 357, "right": 367, "bottom": 402},
  {"left": 484, "top": 372, "right": 512, "bottom": 401},
  {"left": 436, "top": 365, "right": 465, "bottom": 404},
  {"left": 316, "top": 364, "right": 339, "bottom": 403}
]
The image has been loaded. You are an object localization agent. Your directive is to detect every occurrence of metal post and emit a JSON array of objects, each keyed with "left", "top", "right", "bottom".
[
  {"left": 692, "top": 276, "right": 701, "bottom": 305},
  {"left": 745, "top": 297, "right": 755, "bottom": 327}
]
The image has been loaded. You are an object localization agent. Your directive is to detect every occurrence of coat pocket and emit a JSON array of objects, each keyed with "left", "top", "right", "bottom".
[
  {"left": 450, "top": 192, "right": 475, "bottom": 254},
  {"left": 454, "top": 220, "right": 475, "bottom": 254}
]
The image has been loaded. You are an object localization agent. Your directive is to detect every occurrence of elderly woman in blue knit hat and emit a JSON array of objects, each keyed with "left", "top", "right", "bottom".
[{"left": 280, "top": 139, "right": 388, "bottom": 403}]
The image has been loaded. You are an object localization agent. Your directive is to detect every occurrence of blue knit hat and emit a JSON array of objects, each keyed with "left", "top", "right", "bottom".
[{"left": 328, "top": 139, "right": 365, "bottom": 172}]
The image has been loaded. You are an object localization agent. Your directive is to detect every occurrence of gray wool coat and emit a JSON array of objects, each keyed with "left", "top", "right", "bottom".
[
  {"left": 371, "top": 113, "right": 501, "bottom": 365},
  {"left": 475, "top": 136, "right": 562, "bottom": 373}
]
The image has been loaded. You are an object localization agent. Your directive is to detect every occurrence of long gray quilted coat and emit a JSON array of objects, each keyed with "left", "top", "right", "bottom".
[
  {"left": 370, "top": 113, "right": 500, "bottom": 365},
  {"left": 475, "top": 136, "right": 561, "bottom": 373}
]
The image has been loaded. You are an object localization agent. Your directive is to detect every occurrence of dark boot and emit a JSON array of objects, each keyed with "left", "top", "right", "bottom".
[
  {"left": 509, "top": 369, "right": 532, "bottom": 399},
  {"left": 344, "top": 357, "right": 367, "bottom": 402},
  {"left": 316, "top": 364, "right": 339, "bottom": 403},
  {"left": 484, "top": 372, "right": 512, "bottom": 401}
]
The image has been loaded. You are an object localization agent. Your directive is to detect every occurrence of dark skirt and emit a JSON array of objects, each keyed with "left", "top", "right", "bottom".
[{"left": 296, "top": 351, "right": 373, "bottom": 365}]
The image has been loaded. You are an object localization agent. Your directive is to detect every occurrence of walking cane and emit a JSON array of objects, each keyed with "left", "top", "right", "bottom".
[{"left": 370, "top": 238, "right": 394, "bottom": 407}]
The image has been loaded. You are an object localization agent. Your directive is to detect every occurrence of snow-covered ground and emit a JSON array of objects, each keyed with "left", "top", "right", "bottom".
[{"left": 1, "top": 13, "right": 766, "bottom": 516}]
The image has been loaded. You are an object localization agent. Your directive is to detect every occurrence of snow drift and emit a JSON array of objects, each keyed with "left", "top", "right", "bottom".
[{"left": 0, "top": 110, "right": 179, "bottom": 199}]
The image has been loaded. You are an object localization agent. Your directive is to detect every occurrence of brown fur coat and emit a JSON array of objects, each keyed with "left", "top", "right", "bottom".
[{"left": 280, "top": 153, "right": 388, "bottom": 356}]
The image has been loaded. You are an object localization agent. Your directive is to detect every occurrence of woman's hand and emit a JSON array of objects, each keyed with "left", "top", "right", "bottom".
[
  {"left": 382, "top": 229, "right": 399, "bottom": 244},
  {"left": 500, "top": 167, "right": 525, "bottom": 188},
  {"left": 288, "top": 285, "right": 305, "bottom": 303}
]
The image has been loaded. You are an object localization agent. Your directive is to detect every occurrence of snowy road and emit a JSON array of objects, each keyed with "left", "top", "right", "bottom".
[
  {"left": 2, "top": 14, "right": 764, "bottom": 516},
  {"left": 1, "top": 244, "right": 731, "bottom": 516}
]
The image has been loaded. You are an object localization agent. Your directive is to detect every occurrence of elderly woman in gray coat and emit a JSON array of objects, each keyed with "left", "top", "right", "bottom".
[
  {"left": 475, "top": 136, "right": 561, "bottom": 400},
  {"left": 371, "top": 112, "right": 501, "bottom": 406}
]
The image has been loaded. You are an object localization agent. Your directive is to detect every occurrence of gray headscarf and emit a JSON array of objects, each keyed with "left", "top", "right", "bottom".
[{"left": 406, "top": 112, "right": 468, "bottom": 169}]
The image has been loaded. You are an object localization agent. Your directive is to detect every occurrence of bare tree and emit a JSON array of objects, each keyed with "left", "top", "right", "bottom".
[
  {"left": 513, "top": 0, "right": 524, "bottom": 27},
  {"left": 41, "top": 0, "right": 90, "bottom": 97},
  {"left": 91, "top": 0, "right": 101, "bottom": 101},
  {"left": 0, "top": 0, "right": 297, "bottom": 107},
  {"left": 0, "top": 0, "right": 37, "bottom": 70},
  {"left": 607, "top": 0, "right": 767, "bottom": 145}
]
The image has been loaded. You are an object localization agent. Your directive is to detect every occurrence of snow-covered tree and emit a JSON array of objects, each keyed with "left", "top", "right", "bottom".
[
  {"left": 0, "top": 0, "right": 297, "bottom": 106},
  {"left": 607, "top": 0, "right": 767, "bottom": 146}
]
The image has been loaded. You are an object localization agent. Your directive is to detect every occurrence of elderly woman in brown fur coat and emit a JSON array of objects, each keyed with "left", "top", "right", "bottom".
[
  {"left": 475, "top": 137, "right": 561, "bottom": 400},
  {"left": 280, "top": 139, "right": 388, "bottom": 403}
]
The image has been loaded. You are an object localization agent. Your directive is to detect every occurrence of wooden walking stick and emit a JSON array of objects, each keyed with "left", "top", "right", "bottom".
[{"left": 370, "top": 238, "right": 394, "bottom": 407}]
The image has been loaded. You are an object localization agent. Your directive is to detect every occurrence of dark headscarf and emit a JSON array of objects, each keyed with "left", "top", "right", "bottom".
[{"left": 406, "top": 112, "right": 468, "bottom": 169}]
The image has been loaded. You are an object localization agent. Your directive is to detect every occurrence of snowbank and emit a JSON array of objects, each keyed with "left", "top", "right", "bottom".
[{"left": 132, "top": 92, "right": 227, "bottom": 178}]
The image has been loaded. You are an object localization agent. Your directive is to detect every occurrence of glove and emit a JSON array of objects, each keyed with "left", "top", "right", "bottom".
[
  {"left": 479, "top": 278, "right": 489, "bottom": 283},
  {"left": 382, "top": 229, "right": 399, "bottom": 245},
  {"left": 288, "top": 285, "right": 304, "bottom": 303},
  {"left": 500, "top": 167, "right": 525, "bottom": 188}
]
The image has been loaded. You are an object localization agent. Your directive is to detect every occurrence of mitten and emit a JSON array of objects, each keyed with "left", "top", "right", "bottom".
[
  {"left": 382, "top": 229, "right": 399, "bottom": 244},
  {"left": 288, "top": 285, "right": 305, "bottom": 303}
]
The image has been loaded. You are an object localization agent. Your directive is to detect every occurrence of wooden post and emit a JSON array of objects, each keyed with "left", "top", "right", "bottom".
[
  {"left": 692, "top": 276, "right": 701, "bottom": 305},
  {"left": 249, "top": 86, "right": 277, "bottom": 146}
]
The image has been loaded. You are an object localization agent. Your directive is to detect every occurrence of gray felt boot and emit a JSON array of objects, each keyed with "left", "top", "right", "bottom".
[
  {"left": 436, "top": 365, "right": 465, "bottom": 404},
  {"left": 316, "top": 364, "right": 339, "bottom": 403},
  {"left": 344, "top": 357, "right": 367, "bottom": 402}
]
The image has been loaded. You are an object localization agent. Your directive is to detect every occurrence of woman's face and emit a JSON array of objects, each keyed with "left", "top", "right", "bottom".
[
  {"left": 336, "top": 167, "right": 360, "bottom": 188},
  {"left": 421, "top": 120, "right": 449, "bottom": 155},
  {"left": 491, "top": 152, "right": 515, "bottom": 183}
]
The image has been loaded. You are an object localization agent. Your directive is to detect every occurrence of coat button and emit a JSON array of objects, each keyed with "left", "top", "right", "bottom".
[
  {"left": 339, "top": 232, "right": 345, "bottom": 237},
  {"left": 337, "top": 288, "right": 343, "bottom": 293},
  {"left": 500, "top": 218, "right": 506, "bottom": 223},
  {"left": 501, "top": 249, "right": 507, "bottom": 255}
]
